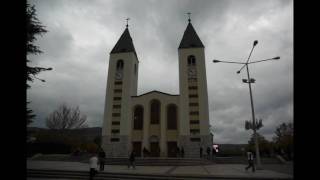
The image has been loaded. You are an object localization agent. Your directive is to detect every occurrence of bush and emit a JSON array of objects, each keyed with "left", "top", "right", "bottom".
[
  {"left": 217, "top": 149, "right": 244, "bottom": 157},
  {"left": 27, "top": 142, "right": 71, "bottom": 157}
]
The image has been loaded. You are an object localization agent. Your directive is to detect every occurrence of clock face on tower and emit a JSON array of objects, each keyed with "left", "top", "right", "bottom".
[
  {"left": 115, "top": 71, "right": 123, "bottom": 80},
  {"left": 188, "top": 67, "right": 196, "bottom": 78}
]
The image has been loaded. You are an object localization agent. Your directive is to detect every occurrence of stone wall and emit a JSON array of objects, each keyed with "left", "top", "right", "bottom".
[
  {"left": 179, "top": 135, "right": 212, "bottom": 158},
  {"left": 102, "top": 135, "right": 129, "bottom": 158}
]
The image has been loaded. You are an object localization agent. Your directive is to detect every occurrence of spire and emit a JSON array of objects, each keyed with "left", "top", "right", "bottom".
[
  {"left": 187, "top": 12, "right": 191, "bottom": 23},
  {"left": 110, "top": 25, "right": 136, "bottom": 55},
  {"left": 126, "top": 18, "right": 130, "bottom": 28},
  {"left": 178, "top": 20, "right": 204, "bottom": 49}
]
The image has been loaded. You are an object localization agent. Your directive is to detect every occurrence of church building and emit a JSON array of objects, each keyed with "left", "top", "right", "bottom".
[{"left": 102, "top": 18, "right": 212, "bottom": 158}]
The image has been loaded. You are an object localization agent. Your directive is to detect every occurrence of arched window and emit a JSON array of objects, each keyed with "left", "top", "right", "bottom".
[
  {"left": 167, "top": 104, "right": 177, "bottom": 130},
  {"left": 150, "top": 99, "right": 160, "bottom": 124},
  {"left": 116, "top": 59, "right": 124, "bottom": 70},
  {"left": 187, "top": 55, "right": 196, "bottom": 66},
  {"left": 133, "top": 105, "right": 143, "bottom": 130},
  {"left": 134, "top": 64, "right": 137, "bottom": 75}
]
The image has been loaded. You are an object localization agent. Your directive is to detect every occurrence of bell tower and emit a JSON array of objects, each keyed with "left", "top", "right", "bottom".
[
  {"left": 102, "top": 24, "right": 139, "bottom": 157},
  {"left": 178, "top": 17, "right": 211, "bottom": 157}
]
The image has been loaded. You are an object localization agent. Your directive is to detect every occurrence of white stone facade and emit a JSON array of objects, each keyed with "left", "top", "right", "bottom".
[{"left": 102, "top": 22, "right": 212, "bottom": 158}]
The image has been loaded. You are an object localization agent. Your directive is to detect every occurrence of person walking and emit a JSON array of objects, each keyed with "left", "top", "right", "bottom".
[
  {"left": 128, "top": 150, "right": 136, "bottom": 169},
  {"left": 212, "top": 146, "right": 216, "bottom": 161},
  {"left": 206, "top": 147, "right": 211, "bottom": 160},
  {"left": 142, "top": 147, "right": 147, "bottom": 158},
  {"left": 89, "top": 153, "right": 98, "bottom": 180},
  {"left": 181, "top": 147, "right": 185, "bottom": 158},
  {"left": 245, "top": 150, "right": 255, "bottom": 172},
  {"left": 177, "top": 146, "right": 180, "bottom": 157},
  {"left": 200, "top": 147, "right": 203, "bottom": 158},
  {"left": 98, "top": 149, "right": 106, "bottom": 171}
]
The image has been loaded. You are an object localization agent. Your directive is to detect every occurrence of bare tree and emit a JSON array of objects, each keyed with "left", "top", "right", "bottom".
[{"left": 46, "top": 104, "right": 88, "bottom": 130}]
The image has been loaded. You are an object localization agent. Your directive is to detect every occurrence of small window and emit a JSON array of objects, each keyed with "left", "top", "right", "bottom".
[
  {"left": 190, "top": 138, "right": 201, "bottom": 142},
  {"left": 112, "top": 121, "right": 120, "bottom": 125},
  {"left": 189, "top": 86, "right": 198, "bottom": 90},
  {"left": 187, "top": 55, "right": 196, "bottom": 66},
  {"left": 190, "top": 111, "right": 199, "bottom": 115},
  {"left": 134, "top": 64, "right": 137, "bottom": 75},
  {"left": 116, "top": 60, "right": 124, "bottom": 70},
  {"left": 111, "top": 129, "right": 120, "bottom": 134},
  {"left": 113, "top": 97, "right": 121, "bottom": 101},
  {"left": 114, "top": 89, "right": 122, "bottom": 93},
  {"left": 115, "top": 81, "right": 122, "bottom": 85},
  {"left": 190, "top": 120, "right": 199, "bottom": 124},
  {"left": 189, "top": 94, "right": 198, "bottom": 98},
  {"left": 112, "top": 113, "right": 120, "bottom": 117},
  {"left": 189, "top": 103, "right": 199, "bottom": 106},
  {"left": 190, "top": 129, "right": 200, "bottom": 134},
  {"left": 110, "top": 138, "right": 120, "bottom": 142},
  {"left": 113, "top": 105, "right": 121, "bottom": 109}
]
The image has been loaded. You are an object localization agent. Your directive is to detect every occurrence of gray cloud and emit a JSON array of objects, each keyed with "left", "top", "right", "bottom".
[{"left": 27, "top": 0, "right": 293, "bottom": 144}]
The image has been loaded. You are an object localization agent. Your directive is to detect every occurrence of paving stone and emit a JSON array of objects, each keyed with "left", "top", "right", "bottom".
[{"left": 27, "top": 160, "right": 293, "bottom": 179}]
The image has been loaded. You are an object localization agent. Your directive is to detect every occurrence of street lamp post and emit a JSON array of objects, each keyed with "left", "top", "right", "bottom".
[{"left": 213, "top": 40, "right": 280, "bottom": 169}]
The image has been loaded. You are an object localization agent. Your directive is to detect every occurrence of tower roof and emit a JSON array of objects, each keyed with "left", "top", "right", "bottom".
[
  {"left": 110, "top": 27, "right": 137, "bottom": 55},
  {"left": 178, "top": 22, "right": 204, "bottom": 49}
]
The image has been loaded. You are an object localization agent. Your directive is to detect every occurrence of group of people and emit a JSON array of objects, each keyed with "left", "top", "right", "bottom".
[
  {"left": 200, "top": 146, "right": 217, "bottom": 160},
  {"left": 176, "top": 146, "right": 185, "bottom": 157},
  {"left": 89, "top": 149, "right": 136, "bottom": 179},
  {"left": 88, "top": 147, "right": 256, "bottom": 179},
  {"left": 88, "top": 149, "right": 106, "bottom": 180}
]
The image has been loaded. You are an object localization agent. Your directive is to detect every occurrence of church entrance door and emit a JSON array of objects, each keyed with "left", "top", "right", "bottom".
[
  {"left": 167, "top": 141, "right": 177, "bottom": 157},
  {"left": 150, "top": 142, "right": 160, "bottom": 157},
  {"left": 132, "top": 142, "right": 142, "bottom": 157}
]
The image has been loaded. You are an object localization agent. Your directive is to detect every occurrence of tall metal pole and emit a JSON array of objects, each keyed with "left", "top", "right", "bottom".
[
  {"left": 213, "top": 40, "right": 280, "bottom": 170},
  {"left": 245, "top": 63, "right": 262, "bottom": 169}
]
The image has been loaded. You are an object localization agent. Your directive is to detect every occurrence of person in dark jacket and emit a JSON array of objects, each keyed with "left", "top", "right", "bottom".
[
  {"left": 200, "top": 147, "right": 203, "bottom": 158},
  {"left": 212, "top": 147, "right": 216, "bottom": 161},
  {"left": 98, "top": 149, "right": 106, "bottom": 171},
  {"left": 177, "top": 146, "right": 180, "bottom": 157},
  {"left": 143, "top": 147, "right": 147, "bottom": 158},
  {"left": 206, "top": 147, "right": 211, "bottom": 160},
  {"left": 181, "top": 147, "right": 185, "bottom": 158},
  {"left": 128, "top": 150, "right": 136, "bottom": 169}
]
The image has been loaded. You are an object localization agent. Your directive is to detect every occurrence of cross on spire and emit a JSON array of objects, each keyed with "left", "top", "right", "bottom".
[
  {"left": 186, "top": 12, "right": 191, "bottom": 22},
  {"left": 126, "top": 18, "right": 130, "bottom": 28}
]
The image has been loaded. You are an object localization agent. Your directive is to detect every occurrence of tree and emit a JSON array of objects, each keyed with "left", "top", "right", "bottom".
[
  {"left": 27, "top": 101, "right": 36, "bottom": 125},
  {"left": 26, "top": 3, "right": 52, "bottom": 125},
  {"left": 247, "top": 133, "right": 272, "bottom": 157},
  {"left": 46, "top": 104, "right": 88, "bottom": 130},
  {"left": 93, "top": 136, "right": 102, "bottom": 147},
  {"left": 273, "top": 122, "right": 293, "bottom": 160}
]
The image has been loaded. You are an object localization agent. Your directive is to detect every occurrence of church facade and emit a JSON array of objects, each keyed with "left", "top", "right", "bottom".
[{"left": 102, "top": 19, "right": 212, "bottom": 158}]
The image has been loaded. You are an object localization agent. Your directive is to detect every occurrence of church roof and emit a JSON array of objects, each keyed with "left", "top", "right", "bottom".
[
  {"left": 110, "top": 27, "right": 137, "bottom": 55},
  {"left": 132, "top": 90, "right": 179, "bottom": 97},
  {"left": 178, "top": 22, "right": 204, "bottom": 49}
]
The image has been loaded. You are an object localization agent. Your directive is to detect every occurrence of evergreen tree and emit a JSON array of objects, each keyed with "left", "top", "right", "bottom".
[{"left": 26, "top": 3, "right": 52, "bottom": 125}]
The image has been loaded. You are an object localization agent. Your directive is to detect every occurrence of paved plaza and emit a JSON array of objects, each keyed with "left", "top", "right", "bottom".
[{"left": 27, "top": 160, "right": 293, "bottom": 179}]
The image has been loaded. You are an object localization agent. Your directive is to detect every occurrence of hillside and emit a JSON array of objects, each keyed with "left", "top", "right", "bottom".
[{"left": 27, "top": 127, "right": 102, "bottom": 142}]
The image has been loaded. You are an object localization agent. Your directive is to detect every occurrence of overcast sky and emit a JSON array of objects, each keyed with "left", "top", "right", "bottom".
[{"left": 27, "top": 0, "right": 293, "bottom": 144}]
